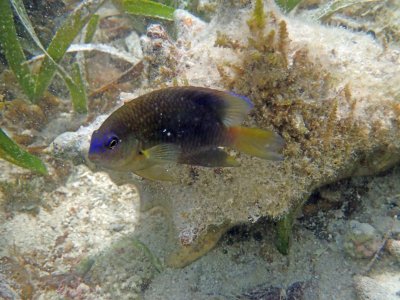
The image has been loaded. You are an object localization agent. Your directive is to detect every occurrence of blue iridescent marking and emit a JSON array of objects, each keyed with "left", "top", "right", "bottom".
[
  {"left": 89, "top": 130, "right": 110, "bottom": 155},
  {"left": 89, "top": 133, "right": 102, "bottom": 155},
  {"left": 229, "top": 91, "right": 254, "bottom": 109}
]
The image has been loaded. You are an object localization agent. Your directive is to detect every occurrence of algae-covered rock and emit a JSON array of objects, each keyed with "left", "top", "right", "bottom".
[
  {"left": 51, "top": 1, "right": 400, "bottom": 267},
  {"left": 140, "top": 2, "right": 400, "bottom": 266}
]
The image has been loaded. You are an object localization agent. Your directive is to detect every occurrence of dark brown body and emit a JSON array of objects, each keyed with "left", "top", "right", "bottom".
[
  {"left": 89, "top": 86, "right": 283, "bottom": 180},
  {"left": 106, "top": 87, "right": 237, "bottom": 164}
]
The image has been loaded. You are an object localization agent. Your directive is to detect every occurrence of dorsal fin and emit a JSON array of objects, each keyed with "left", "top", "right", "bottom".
[{"left": 221, "top": 92, "right": 254, "bottom": 127}]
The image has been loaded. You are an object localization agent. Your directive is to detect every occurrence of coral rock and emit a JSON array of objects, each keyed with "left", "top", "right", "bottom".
[
  {"left": 140, "top": 3, "right": 400, "bottom": 266},
  {"left": 54, "top": 3, "right": 400, "bottom": 267}
]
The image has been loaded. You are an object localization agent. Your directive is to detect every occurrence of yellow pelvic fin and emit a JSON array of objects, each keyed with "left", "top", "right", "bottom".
[
  {"left": 134, "top": 164, "right": 175, "bottom": 181},
  {"left": 229, "top": 126, "right": 285, "bottom": 160},
  {"left": 142, "top": 144, "right": 180, "bottom": 163}
]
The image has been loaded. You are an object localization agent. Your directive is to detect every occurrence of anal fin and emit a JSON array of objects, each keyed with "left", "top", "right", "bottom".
[
  {"left": 134, "top": 165, "right": 175, "bottom": 181},
  {"left": 180, "top": 148, "right": 240, "bottom": 167}
]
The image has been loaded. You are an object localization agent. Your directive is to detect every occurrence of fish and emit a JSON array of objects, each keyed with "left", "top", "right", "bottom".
[{"left": 88, "top": 86, "right": 285, "bottom": 181}]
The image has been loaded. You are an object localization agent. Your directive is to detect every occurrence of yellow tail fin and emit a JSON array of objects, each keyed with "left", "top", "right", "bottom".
[{"left": 229, "top": 126, "right": 285, "bottom": 160}]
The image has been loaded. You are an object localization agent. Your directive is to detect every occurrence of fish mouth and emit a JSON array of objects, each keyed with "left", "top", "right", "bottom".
[
  {"left": 87, "top": 150, "right": 116, "bottom": 170},
  {"left": 88, "top": 151, "right": 101, "bottom": 163}
]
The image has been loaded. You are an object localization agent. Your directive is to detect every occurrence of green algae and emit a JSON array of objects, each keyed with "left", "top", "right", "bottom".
[
  {"left": 275, "top": 0, "right": 303, "bottom": 13},
  {"left": 69, "top": 63, "right": 88, "bottom": 114},
  {"left": 73, "top": 258, "right": 96, "bottom": 277},
  {"left": 84, "top": 14, "right": 100, "bottom": 44},
  {"left": 275, "top": 211, "right": 294, "bottom": 255},
  {"left": 132, "top": 238, "right": 164, "bottom": 273},
  {"left": 247, "top": 0, "right": 266, "bottom": 32},
  {"left": 0, "top": 0, "right": 36, "bottom": 100},
  {"left": 114, "top": 0, "right": 175, "bottom": 20},
  {"left": 31, "top": 0, "right": 105, "bottom": 103},
  {"left": 0, "top": 128, "right": 47, "bottom": 175},
  {"left": 1, "top": 0, "right": 104, "bottom": 110},
  {"left": 2, "top": 0, "right": 174, "bottom": 113},
  {"left": 314, "top": 0, "right": 377, "bottom": 22}
]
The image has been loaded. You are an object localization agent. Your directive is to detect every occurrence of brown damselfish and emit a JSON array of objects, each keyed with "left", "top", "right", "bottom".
[{"left": 88, "top": 86, "right": 284, "bottom": 181}]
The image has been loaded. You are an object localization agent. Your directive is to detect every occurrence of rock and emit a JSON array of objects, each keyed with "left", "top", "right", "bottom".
[
  {"left": 386, "top": 239, "right": 400, "bottom": 262},
  {"left": 125, "top": 31, "right": 143, "bottom": 60},
  {"left": 140, "top": 24, "right": 182, "bottom": 83},
  {"left": 40, "top": 113, "right": 87, "bottom": 143},
  {"left": 109, "top": 223, "right": 126, "bottom": 232},
  {"left": 48, "top": 115, "right": 107, "bottom": 164},
  {"left": 144, "top": 2, "right": 400, "bottom": 267},
  {"left": 343, "top": 221, "right": 382, "bottom": 259},
  {"left": 196, "top": 0, "right": 218, "bottom": 15},
  {"left": 240, "top": 286, "right": 283, "bottom": 300},
  {"left": 0, "top": 274, "right": 18, "bottom": 300},
  {"left": 174, "top": 9, "right": 207, "bottom": 42},
  {"left": 239, "top": 281, "right": 318, "bottom": 300},
  {"left": 286, "top": 281, "right": 319, "bottom": 300},
  {"left": 354, "top": 274, "right": 400, "bottom": 300}
]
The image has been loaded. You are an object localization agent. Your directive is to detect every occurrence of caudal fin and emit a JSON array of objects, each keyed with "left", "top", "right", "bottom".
[{"left": 229, "top": 126, "right": 285, "bottom": 160}]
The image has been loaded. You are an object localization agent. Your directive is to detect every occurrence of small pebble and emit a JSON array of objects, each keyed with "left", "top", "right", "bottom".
[
  {"left": 343, "top": 220, "right": 382, "bottom": 259},
  {"left": 386, "top": 239, "right": 400, "bottom": 262},
  {"left": 110, "top": 223, "right": 125, "bottom": 232}
]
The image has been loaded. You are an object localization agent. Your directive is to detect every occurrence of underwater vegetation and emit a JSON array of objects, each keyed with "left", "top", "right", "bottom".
[
  {"left": 0, "top": 128, "right": 47, "bottom": 174},
  {"left": 273, "top": 0, "right": 302, "bottom": 12},
  {"left": 0, "top": 0, "right": 175, "bottom": 173},
  {"left": 114, "top": 0, "right": 176, "bottom": 20},
  {"left": 296, "top": 0, "right": 400, "bottom": 46}
]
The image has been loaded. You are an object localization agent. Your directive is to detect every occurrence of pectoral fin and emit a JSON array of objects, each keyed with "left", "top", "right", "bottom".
[
  {"left": 142, "top": 144, "right": 180, "bottom": 163},
  {"left": 134, "top": 164, "right": 175, "bottom": 181}
]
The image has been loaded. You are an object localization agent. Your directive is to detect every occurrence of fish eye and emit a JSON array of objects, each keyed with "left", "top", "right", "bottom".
[{"left": 106, "top": 136, "right": 120, "bottom": 149}]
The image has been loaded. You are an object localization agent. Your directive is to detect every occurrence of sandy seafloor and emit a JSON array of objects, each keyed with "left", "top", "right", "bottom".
[{"left": 1, "top": 158, "right": 399, "bottom": 299}]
